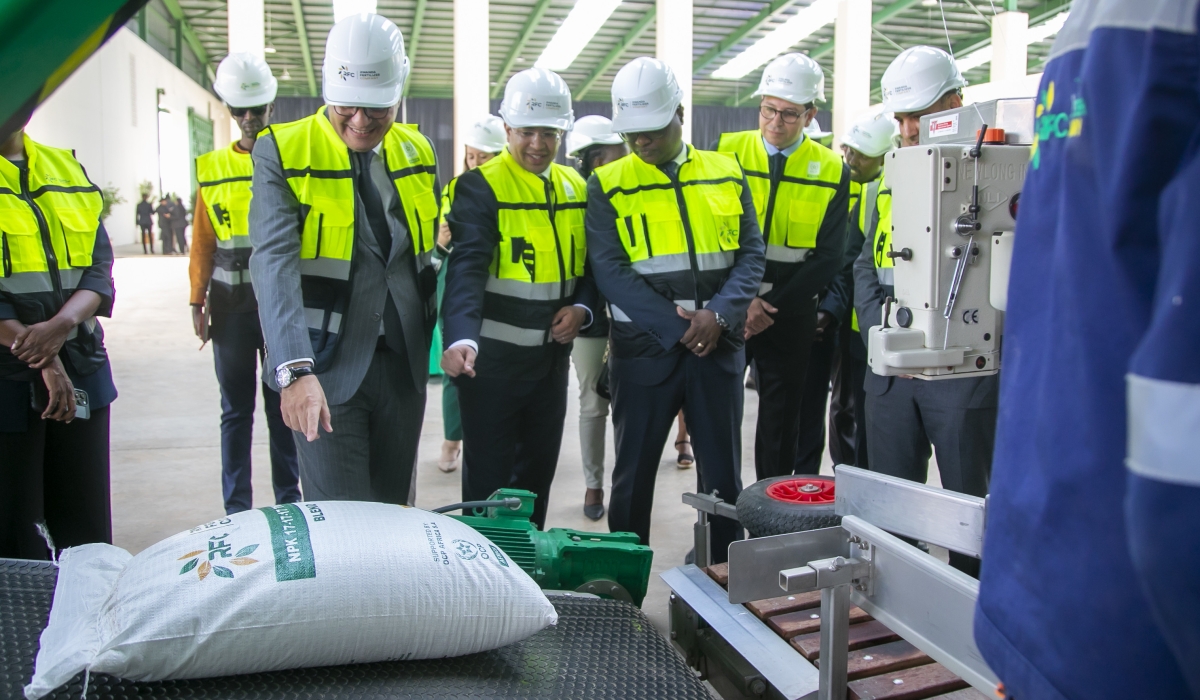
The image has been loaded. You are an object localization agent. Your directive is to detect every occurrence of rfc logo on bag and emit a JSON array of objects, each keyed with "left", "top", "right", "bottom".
[{"left": 177, "top": 539, "right": 260, "bottom": 581}]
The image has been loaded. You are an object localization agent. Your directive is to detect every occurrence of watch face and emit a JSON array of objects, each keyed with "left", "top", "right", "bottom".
[{"left": 275, "top": 367, "right": 292, "bottom": 387}]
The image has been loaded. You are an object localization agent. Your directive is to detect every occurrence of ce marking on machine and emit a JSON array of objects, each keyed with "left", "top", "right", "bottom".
[{"left": 961, "top": 309, "right": 979, "bottom": 324}]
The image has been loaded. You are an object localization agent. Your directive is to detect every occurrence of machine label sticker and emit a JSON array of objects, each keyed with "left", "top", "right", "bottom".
[
  {"left": 928, "top": 113, "right": 959, "bottom": 137},
  {"left": 261, "top": 503, "right": 317, "bottom": 581}
]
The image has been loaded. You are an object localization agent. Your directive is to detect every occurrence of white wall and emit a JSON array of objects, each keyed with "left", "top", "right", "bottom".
[{"left": 26, "top": 28, "right": 232, "bottom": 245}]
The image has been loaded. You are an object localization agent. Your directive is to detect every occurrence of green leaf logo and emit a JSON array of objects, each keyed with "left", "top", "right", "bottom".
[
  {"left": 180, "top": 559, "right": 199, "bottom": 575},
  {"left": 213, "top": 566, "right": 234, "bottom": 579},
  {"left": 235, "top": 544, "right": 258, "bottom": 557}
]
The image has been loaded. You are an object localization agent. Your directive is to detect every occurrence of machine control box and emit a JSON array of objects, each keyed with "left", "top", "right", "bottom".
[{"left": 868, "top": 138, "right": 1027, "bottom": 379}]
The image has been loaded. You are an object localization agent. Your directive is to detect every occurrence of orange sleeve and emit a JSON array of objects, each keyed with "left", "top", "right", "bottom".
[{"left": 188, "top": 189, "right": 217, "bottom": 305}]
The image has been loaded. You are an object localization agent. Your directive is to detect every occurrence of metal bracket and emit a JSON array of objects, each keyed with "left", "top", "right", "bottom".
[{"left": 683, "top": 491, "right": 738, "bottom": 570}]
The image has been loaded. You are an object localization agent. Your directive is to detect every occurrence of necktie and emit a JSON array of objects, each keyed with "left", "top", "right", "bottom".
[
  {"left": 660, "top": 160, "right": 679, "bottom": 180},
  {"left": 354, "top": 152, "right": 410, "bottom": 373},
  {"left": 354, "top": 151, "right": 392, "bottom": 260},
  {"left": 769, "top": 152, "right": 786, "bottom": 184}
]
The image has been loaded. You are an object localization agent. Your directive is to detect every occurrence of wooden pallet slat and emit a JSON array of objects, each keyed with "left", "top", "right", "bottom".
[
  {"left": 927, "top": 688, "right": 992, "bottom": 699},
  {"left": 768, "top": 605, "right": 872, "bottom": 639},
  {"left": 848, "top": 662, "right": 970, "bottom": 700},
  {"left": 705, "top": 562, "right": 729, "bottom": 587},
  {"left": 842, "top": 639, "right": 933, "bottom": 680},
  {"left": 745, "top": 590, "right": 823, "bottom": 619},
  {"left": 790, "top": 619, "right": 902, "bottom": 661}
]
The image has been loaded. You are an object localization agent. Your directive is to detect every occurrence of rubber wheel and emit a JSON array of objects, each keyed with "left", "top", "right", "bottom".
[{"left": 736, "top": 475, "right": 841, "bottom": 538}]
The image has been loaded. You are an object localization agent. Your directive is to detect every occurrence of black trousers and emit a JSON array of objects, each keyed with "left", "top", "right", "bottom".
[
  {"left": 608, "top": 351, "right": 745, "bottom": 564},
  {"left": 746, "top": 303, "right": 818, "bottom": 481},
  {"left": 210, "top": 311, "right": 301, "bottom": 514},
  {"left": 796, "top": 323, "right": 870, "bottom": 474},
  {"left": 456, "top": 362, "right": 569, "bottom": 530},
  {"left": 864, "top": 374, "right": 997, "bottom": 576},
  {"left": 0, "top": 405, "right": 111, "bottom": 559}
]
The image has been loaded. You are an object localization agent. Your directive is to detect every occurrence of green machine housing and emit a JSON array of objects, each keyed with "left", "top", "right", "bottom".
[{"left": 449, "top": 489, "right": 654, "bottom": 606}]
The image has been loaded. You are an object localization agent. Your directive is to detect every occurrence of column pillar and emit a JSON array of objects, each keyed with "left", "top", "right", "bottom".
[
  {"left": 227, "top": 0, "right": 265, "bottom": 58},
  {"left": 832, "top": 0, "right": 871, "bottom": 150},
  {"left": 453, "top": 0, "right": 489, "bottom": 177},
  {"left": 990, "top": 11, "right": 1029, "bottom": 84},
  {"left": 656, "top": 0, "right": 693, "bottom": 144}
]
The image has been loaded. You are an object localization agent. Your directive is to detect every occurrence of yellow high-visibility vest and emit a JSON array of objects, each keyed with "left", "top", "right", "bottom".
[
  {"left": 270, "top": 106, "right": 440, "bottom": 369},
  {"left": 196, "top": 142, "right": 254, "bottom": 304},
  {"left": 0, "top": 133, "right": 102, "bottom": 310},
  {"left": 593, "top": 144, "right": 745, "bottom": 352},
  {"left": 716, "top": 130, "right": 841, "bottom": 296},
  {"left": 471, "top": 149, "right": 587, "bottom": 349}
]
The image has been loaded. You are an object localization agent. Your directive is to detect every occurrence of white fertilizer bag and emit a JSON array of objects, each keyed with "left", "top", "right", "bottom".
[{"left": 25, "top": 501, "right": 557, "bottom": 699}]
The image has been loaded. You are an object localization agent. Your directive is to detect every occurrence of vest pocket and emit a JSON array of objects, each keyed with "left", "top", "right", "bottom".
[
  {"left": 528, "top": 224, "right": 559, "bottom": 283},
  {"left": 0, "top": 208, "right": 42, "bottom": 275},
  {"left": 707, "top": 192, "right": 743, "bottom": 251},
  {"left": 55, "top": 207, "right": 97, "bottom": 268},
  {"left": 229, "top": 206, "right": 251, "bottom": 237},
  {"left": 644, "top": 201, "right": 686, "bottom": 255},
  {"left": 786, "top": 200, "right": 822, "bottom": 249},
  {"left": 302, "top": 196, "right": 354, "bottom": 261},
  {"left": 413, "top": 189, "right": 439, "bottom": 254}
]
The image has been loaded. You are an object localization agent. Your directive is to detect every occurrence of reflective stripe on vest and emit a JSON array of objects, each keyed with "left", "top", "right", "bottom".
[
  {"left": 594, "top": 145, "right": 744, "bottom": 312},
  {"left": 473, "top": 149, "right": 587, "bottom": 349},
  {"left": 716, "top": 130, "right": 840, "bottom": 274},
  {"left": 270, "top": 107, "right": 439, "bottom": 370},
  {"left": 0, "top": 135, "right": 101, "bottom": 315},
  {"left": 196, "top": 142, "right": 254, "bottom": 292},
  {"left": 866, "top": 175, "right": 894, "bottom": 287}
]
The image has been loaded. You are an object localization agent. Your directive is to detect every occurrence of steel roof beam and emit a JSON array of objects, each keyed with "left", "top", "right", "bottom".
[
  {"left": 693, "top": 0, "right": 797, "bottom": 76},
  {"left": 490, "top": 0, "right": 554, "bottom": 99},
  {"left": 404, "top": 0, "right": 428, "bottom": 96},
  {"left": 289, "top": 0, "right": 318, "bottom": 97},
  {"left": 161, "top": 0, "right": 214, "bottom": 77},
  {"left": 574, "top": 7, "right": 655, "bottom": 101},
  {"left": 808, "top": 0, "right": 924, "bottom": 60}
]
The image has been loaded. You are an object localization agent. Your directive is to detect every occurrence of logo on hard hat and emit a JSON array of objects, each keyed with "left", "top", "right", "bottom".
[
  {"left": 766, "top": 76, "right": 793, "bottom": 86},
  {"left": 239, "top": 81, "right": 261, "bottom": 90},
  {"left": 526, "top": 97, "right": 543, "bottom": 111},
  {"left": 358, "top": 69, "right": 380, "bottom": 81},
  {"left": 545, "top": 99, "right": 562, "bottom": 110},
  {"left": 338, "top": 65, "right": 356, "bottom": 81}
]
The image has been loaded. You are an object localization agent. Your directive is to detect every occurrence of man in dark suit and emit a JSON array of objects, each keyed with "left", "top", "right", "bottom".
[{"left": 585, "top": 58, "right": 765, "bottom": 563}]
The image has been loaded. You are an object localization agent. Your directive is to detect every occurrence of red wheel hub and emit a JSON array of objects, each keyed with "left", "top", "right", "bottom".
[{"left": 765, "top": 477, "right": 835, "bottom": 504}]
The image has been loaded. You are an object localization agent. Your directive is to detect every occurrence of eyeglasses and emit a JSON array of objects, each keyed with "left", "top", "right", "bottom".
[
  {"left": 759, "top": 104, "right": 807, "bottom": 125},
  {"left": 330, "top": 105, "right": 393, "bottom": 119},
  {"left": 620, "top": 125, "right": 671, "bottom": 144},
  {"left": 512, "top": 128, "right": 562, "bottom": 144},
  {"left": 229, "top": 105, "right": 269, "bottom": 118}
]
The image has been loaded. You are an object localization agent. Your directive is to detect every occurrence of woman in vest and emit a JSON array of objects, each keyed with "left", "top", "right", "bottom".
[
  {"left": 0, "top": 126, "right": 117, "bottom": 559},
  {"left": 432, "top": 115, "right": 505, "bottom": 474}
]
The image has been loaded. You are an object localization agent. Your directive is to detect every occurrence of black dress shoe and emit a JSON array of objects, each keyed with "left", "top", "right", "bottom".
[{"left": 583, "top": 502, "right": 605, "bottom": 521}]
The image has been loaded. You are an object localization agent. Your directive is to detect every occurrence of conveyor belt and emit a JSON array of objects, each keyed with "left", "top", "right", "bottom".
[{"left": 1, "top": 558, "right": 709, "bottom": 699}]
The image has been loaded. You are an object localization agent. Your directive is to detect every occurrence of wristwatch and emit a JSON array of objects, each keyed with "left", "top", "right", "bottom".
[
  {"left": 276, "top": 364, "right": 315, "bottom": 389},
  {"left": 713, "top": 311, "right": 730, "bottom": 331}
]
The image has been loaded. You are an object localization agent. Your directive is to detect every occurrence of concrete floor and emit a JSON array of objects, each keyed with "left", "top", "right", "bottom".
[{"left": 104, "top": 248, "right": 941, "bottom": 637}]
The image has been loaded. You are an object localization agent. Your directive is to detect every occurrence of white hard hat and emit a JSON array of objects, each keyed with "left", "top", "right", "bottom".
[
  {"left": 567, "top": 115, "right": 624, "bottom": 157},
  {"left": 754, "top": 53, "right": 826, "bottom": 106},
  {"left": 214, "top": 52, "right": 278, "bottom": 108},
  {"left": 499, "top": 68, "right": 574, "bottom": 131},
  {"left": 322, "top": 13, "right": 409, "bottom": 109},
  {"left": 880, "top": 46, "right": 966, "bottom": 114},
  {"left": 804, "top": 119, "right": 832, "bottom": 140},
  {"left": 841, "top": 112, "right": 899, "bottom": 158},
  {"left": 465, "top": 115, "right": 507, "bottom": 153},
  {"left": 610, "top": 57, "right": 683, "bottom": 134}
]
